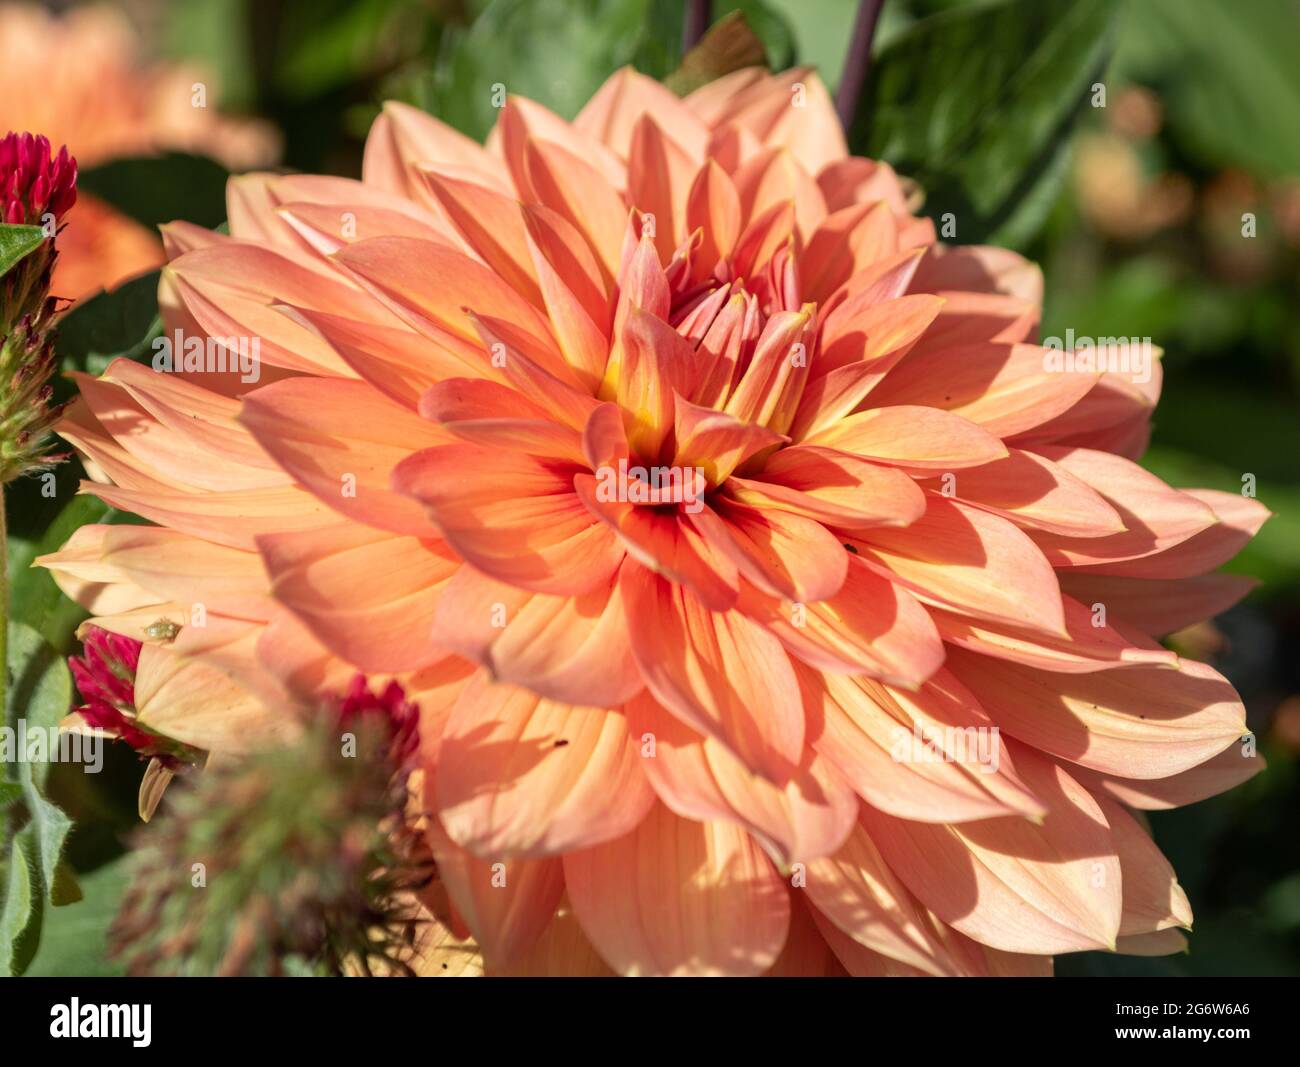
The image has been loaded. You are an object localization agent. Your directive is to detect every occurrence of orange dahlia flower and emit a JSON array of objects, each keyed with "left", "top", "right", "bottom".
[
  {"left": 39, "top": 67, "right": 1269, "bottom": 976},
  {"left": 0, "top": 3, "right": 278, "bottom": 298}
]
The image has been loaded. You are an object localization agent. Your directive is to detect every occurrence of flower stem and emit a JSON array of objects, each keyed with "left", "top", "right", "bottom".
[
  {"left": 835, "top": 0, "right": 886, "bottom": 136},
  {"left": 682, "top": 0, "right": 711, "bottom": 54}
]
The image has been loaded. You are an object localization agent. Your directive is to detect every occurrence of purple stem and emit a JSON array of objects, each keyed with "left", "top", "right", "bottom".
[
  {"left": 835, "top": 0, "right": 886, "bottom": 134},
  {"left": 682, "top": 0, "right": 712, "bottom": 54}
]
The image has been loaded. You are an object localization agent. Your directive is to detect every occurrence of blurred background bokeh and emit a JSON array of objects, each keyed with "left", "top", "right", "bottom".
[{"left": 5, "top": 0, "right": 1297, "bottom": 975}]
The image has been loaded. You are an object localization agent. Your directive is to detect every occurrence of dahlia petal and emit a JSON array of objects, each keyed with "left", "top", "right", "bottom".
[
  {"left": 1117, "top": 929, "right": 1189, "bottom": 957},
  {"left": 1093, "top": 793, "right": 1193, "bottom": 937},
  {"left": 254, "top": 609, "right": 356, "bottom": 701},
  {"left": 732, "top": 146, "right": 826, "bottom": 243},
  {"left": 860, "top": 749, "right": 1122, "bottom": 954},
  {"left": 285, "top": 307, "right": 480, "bottom": 410},
  {"left": 805, "top": 668, "right": 1046, "bottom": 823},
  {"left": 820, "top": 246, "right": 926, "bottom": 323},
  {"left": 420, "top": 169, "right": 543, "bottom": 304},
  {"left": 703, "top": 496, "right": 848, "bottom": 604},
  {"left": 931, "top": 594, "right": 1177, "bottom": 673},
  {"left": 766, "top": 893, "right": 847, "bottom": 976},
  {"left": 804, "top": 819, "right": 966, "bottom": 975},
  {"left": 467, "top": 313, "right": 601, "bottom": 432},
  {"left": 945, "top": 648, "right": 1249, "bottom": 780},
  {"left": 672, "top": 395, "right": 785, "bottom": 484},
  {"left": 89, "top": 525, "right": 270, "bottom": 620},
  {"left": 581, "top": 401, "right": 630, "bottom": 471},
  {"left": 421, "top": 377, "right": 586, "bottom": 463},
  {"left": 1068, "top": 741, "right": 1263, "bottom": 811},
  {"left": 574, "top": 478, "right": 738, "bottom": 611},
  {"left": 423, "top": 812, "right": 564, "bottom": 968},
  {"left": 522, "top": 138, "right": 626, "bottom": 276},
  {"left": 849, "top": 496, "right": 1066, "bottom": 635},
  {"left": 35, "top": 525, "right": 162, "bottom": 617},
  {"left": 816, "top": 157, "right": 912, "bottom": 216},
  {"left": 161, "top": 219, "right": 228, "bottom": 258},
  {"left": 225, "top": 173, "right": 312, "bottom": 256},
  {"left": 276, "top": 199, "right": 460, "bottom": 256},
  {"left": 729, "top": 445, "right": 927, "bottom": 529},
  {"left": 437, "top": 674, "right": 655, "bottom": 858},
  {"left": 801, "top": 201, "right": 899, "bottom": 304},
  {"left": 268, "top": 172, "right": 445, "bottom": 216},
  {"left": 919, "top": 447, "right": 1125, "bottom": 538},
  {"left": 682, "top": 68, "right": 767, "bottom": 125},
  {"left": 169, "top": 240, "right": 380, "bottom": 317},
  {"left": 793, "top": 293, "right": 945, "bottom": 440},
  {"left": 750, "top": 70, "right": 846, "bottom": 175},
  {"left": 83, "top": 480, "right": 337, "bottom": 552},
  {"left": 523, "top": 212, "right": 610, "bottom": 393},
  {"left": 910, "top": 243, "right": 1044, "bottom": 304},
  {"left": 133, "top": 645, "right": 291, "bottom": 754},
  {"left": 498, "top": 94, "right": 626, "bottom": 193},
  {"left": 72, "top": 371, "right": 286, "bottom": 493},
  {"left": 627, "top": 114, "right": 695, "bottom": 262},
  {"left": 575, "top": 66, "right": 709, "bottom": 160},
  {"left": 333, "top": 235, "right": 560, "bottom": 365},
  {"left": 563, "top": 802, "right": 790, "bottom": 976},
  {"left": 366, "top": 100, "right": 509, "bottom": 199},
  {"left": 1057, "top": 572, "right": 1258, "bottom": 637},
  {"left": 1070, "top": 487, "right": 1271, "bottom": 579},
  {"left": 808, "top": 906, "right": 934, "bottom": 976},
  {"left": 802, "top": 404, "right": 1008, "bottom": 470},
  {"left": 1028, "top": 447, "right": 1222, "bottom": 568},
  {"left": 1013, "top": 359, "right": 1162, "bottom": 446},
  {"left": 490, "top": 902, "right": 616, "bottom": 977},
  {"left": 257, "top": 524, "right": 453, "bottom": 673},
  {"left": 240, "top": 377, "right": 449, "bottom": 537},
  {"left": 619, "top": 566, "right": 804, "bottom": 781},
  {"left": 866, "top": 342, "right": 1098, "bottom": 438},
  {"left": 616, "top": 304, "right": 699, "bottom": 458},
  {"left": 907, "top": 289, "right": 1039, "bottom": 353},
  {"left": 626, "top": 693, "right": 859, "bottom": 867},
  {"left": 689, "top": 290, "right": 756, "bottom": 409},
  {"left": 729, "top": 199, "right": 796, "bottom": 285},
  {"left": 685, "top": 159, "right": 742, "bottom": 282},
  {"left": 99, "top": 359, "right": 288, "bottom": 482},
  {"left": 522, "top": 203, "right": 612, "bottom": 326},
  {"left": 431, "top": 564, "right": 644, "bottom": 708},
  {"left": 742, "top": 559, "right": 944, "bottom": 686},
  {"left": 393, "top": 444, "right": 622, "bottom": 596}
]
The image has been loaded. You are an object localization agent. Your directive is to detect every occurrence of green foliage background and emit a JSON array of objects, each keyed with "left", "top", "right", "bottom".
[{"left": 2, "top": 0, "right": 1297, "bottom": 975}]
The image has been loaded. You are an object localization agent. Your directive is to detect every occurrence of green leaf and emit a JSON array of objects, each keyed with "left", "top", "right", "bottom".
[
  {"left": 8, "top": 495, "right": 116, "bottom": 653},
  {"left": 404, "top": 0, "right": 681, "bottom": 140},
  {"left": 25, "top": 857, "right": 130, "bottom": 977},
  {"left": 0, "top": 828, "right": 36, "bottom": 975},
  {"left": 1116, "top": 0, "right": 1300, "bottom": 179},
  {"left": 854, "top": 0, "right": 1119, "bottom": 248},
  {"left": 77, "top": 153, "right": 230, "bottom": 232},
  {"left": 4, "top": 620, "right": 74, "bottom": 792},
  {"left": 2, "top": 621, "right": 77, "bottom": 976},
  {"left": 54, "top": 270, "right": 162, "bottom": 401},
  {"left": 0, "top": 223, "right": 46, "bottom": 278}
]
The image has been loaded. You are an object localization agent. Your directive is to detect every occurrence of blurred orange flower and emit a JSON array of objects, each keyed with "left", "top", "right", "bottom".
[{"left": 0, "top": 3, "right": 278, "bottom": 298}]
